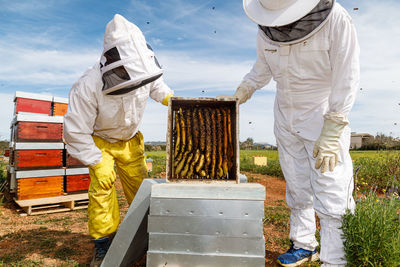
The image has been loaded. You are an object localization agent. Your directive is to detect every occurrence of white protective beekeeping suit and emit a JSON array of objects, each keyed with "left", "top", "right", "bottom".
[
  {"left": 64, "top": 14, "right": 173, "bottom": 167},
  {"left": 238, "top": 0, "right": 359, "bottom": 266}
]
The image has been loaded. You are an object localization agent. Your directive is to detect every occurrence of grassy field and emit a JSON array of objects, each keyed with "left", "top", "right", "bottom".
[
  {"left": 0, "top": 150, "right": 398, "bottom": 266},
  {"left": 144, "top": 149, "right": 400, "bottom": 190}
]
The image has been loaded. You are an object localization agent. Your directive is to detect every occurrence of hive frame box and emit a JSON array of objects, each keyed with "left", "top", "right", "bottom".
[
  {"left": 166, "top": 97, "right": 240, "bottom": 183},
  {"left": 146, "top": 182, "right": 265, "bottom": 267},
  {"left": 101, "top": 175, "right": 267, "bottom": 267}
]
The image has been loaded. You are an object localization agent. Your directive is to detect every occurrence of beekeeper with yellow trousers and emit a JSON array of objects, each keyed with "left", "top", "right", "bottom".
[
  {"left": 64, "top": 14, "right": 173, "bottom": 267},
  {"left": 222, "top": 0, "right": 359, "bottom": 266}
]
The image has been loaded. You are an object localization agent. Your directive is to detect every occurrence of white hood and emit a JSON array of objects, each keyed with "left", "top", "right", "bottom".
[{"left": 100, "top": 14, "right": 163, "bottom": 95}]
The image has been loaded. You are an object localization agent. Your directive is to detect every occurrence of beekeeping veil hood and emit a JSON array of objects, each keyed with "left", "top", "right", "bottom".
[
  {"left": 244, "top": 0, "right": 334, "bottom": 43},
  {"left": 100, "top": 14, "right": 163, "bottom": 95}
]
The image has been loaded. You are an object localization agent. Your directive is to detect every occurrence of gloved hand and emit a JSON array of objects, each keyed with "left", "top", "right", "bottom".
[
  {"left": 313, "top": 119, "right": 346, "bottom": 173},
  {"left": 162, "top": 93, "right": 173, "bottom": 106},
  {"left": 217, "top": 83, "right": 254, "bottom": 104},
  {"left": 90, "top": 159, "right": 116, "bottom": 190}
]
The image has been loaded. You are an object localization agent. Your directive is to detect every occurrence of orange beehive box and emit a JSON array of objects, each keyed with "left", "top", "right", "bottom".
[
  {"left": 65, "top": 168, "right": 90, "bottom": 193},
  {"left": 15, "top": 169, "right": 64, "bottom": 200},
  {"left": 13, "top": 143, "right": 64, "bottom": 170},
  {"left": 12, "top": 114, "right": 64, "bottom": 142},
  {"left": 52, "top": 96, "right": 68, "bottom": 116},
  {"left": 14, "top": 91, "right": 52, "bottom": 115}
]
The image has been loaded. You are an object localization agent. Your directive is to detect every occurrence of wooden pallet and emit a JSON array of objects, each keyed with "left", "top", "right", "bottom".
[{"left": 14, "top": 193, "right": 89, "bottom": 216}]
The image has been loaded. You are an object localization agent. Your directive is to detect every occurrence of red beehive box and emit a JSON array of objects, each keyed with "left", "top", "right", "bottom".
[
  {"left": 12, "top": 114, "right": 64, "bottom": 142},
  {"left": 14, "top": 91, "right": 53, "bottom": 115},
  {"left": 65, "top": 151, "right": 86, "bottom": 168},
  {"left": 52, "top": 96, "right": 69, "bottom": 116},
  {"left": 14, "top": 169, "right": 65, "bottom": 200},
  {"left": 65, "top": 168, "right": 90, "bottom": 193},
  {"left": 13, "top": 143, "right": 64, "bottom": 170}
]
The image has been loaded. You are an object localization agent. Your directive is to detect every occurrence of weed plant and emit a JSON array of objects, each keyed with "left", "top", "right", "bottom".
[
  {"left": 354, "top": 151, "right": 400, "bottom": 190},
  {"left": 342, "top": 173, "right": 400, "bottom": 267}
]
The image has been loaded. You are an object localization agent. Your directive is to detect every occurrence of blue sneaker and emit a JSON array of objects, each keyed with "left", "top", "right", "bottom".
[
  {"left": 277, "top": 242, "right": 319, "bottom": 267},
  {"left": 90, "top": 236, "right": 112, "bottom": 267}
]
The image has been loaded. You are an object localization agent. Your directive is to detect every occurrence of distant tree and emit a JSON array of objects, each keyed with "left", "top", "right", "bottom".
[
  {"left": 240, "top": 137, "right": 254, "bottom": 150},
  {"left": 360, "top": 133, "right": 400, "bottom": 150},
  {"left": 144, "top": 144, "right": 154, "bottom": 151}
]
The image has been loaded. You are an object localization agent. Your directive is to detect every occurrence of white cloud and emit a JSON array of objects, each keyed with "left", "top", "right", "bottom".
[
  {"left": 159, "top": 51, "right": 255, "bottom": 93},
  {"left": 0, "top": 43, "right": 100, "bottom": 85}
]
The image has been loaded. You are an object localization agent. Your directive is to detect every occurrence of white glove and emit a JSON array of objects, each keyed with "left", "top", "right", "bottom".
[
  {"left": 217, "top": 83, "right": 254, "bottom": 104},
  {"left": 313, "top": 119, "right": 346, "bottom": 173}
]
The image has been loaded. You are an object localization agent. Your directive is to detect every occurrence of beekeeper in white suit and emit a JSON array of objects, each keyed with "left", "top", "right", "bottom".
[
  {"left": 223, "top": 0, "right": 359, "bottom": 266},
  {"left": 64, "top": 14, "right": 172, "bottom": 267}
]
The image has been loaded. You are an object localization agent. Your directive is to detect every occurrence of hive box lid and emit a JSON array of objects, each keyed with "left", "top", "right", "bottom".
[
  {"left": 11, "top": 113, "right": 64, "bottom": 125},
  {"left": 14, "top": 142, "right": 64, "bottom": 150},
  {"left": 14, "top": 91, "right": 53, "bottom": 102},
  {"left": 66, "top": 168, "right": 89, "bottom": 175},
  {"left": 151, "top": 183, "right": 266, "bottom": 201},
  {"left": 13, "top": 168, "right": 65, "bottom": 179},
  {"left": 53, "top": 96, "right": 69, "bottom": 104}
]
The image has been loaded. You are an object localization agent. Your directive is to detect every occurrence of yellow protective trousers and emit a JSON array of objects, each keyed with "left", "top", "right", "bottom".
[{"left": 88, "top": 132, "right": 148, "bottom": 239}]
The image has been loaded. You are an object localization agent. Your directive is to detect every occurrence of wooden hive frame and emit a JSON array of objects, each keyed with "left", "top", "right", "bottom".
[{"left": 166, "top": 97, "right": 240, "bottom": 183}]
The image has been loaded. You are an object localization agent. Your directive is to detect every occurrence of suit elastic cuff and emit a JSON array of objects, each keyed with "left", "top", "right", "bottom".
[{"left": 324, "top": 112, "right": 349, "bottom": 125}]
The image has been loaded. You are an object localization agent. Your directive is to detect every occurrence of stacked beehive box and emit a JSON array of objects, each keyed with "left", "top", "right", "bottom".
[
  {"left": 7, "top": 91, "right": 90, "bottom": 201},
  {"left": 146, "top": 97, "right": 265, "bottom": 267}
]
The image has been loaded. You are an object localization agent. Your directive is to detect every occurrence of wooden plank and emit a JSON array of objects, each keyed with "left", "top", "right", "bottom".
[
  {"left": 15, "top": 193, "right": 88, "bottom": 206},
  {"left": 14, "top": 193, "right": 89, "bottom": 216},
  {"left": 64, "top": 201, "right": 74, "bottom": 210},
  {"left": 29, "top": 208, "right": 73, "bottom": 216}
]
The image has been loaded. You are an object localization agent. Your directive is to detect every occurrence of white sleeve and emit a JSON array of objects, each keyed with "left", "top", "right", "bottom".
[
  {"left": 240, "top": 30, "right": 273, "bottom": 95},
  {"left": 64, "top": 86, "right": 102, "bottom": 167},
  {"left": 149, "top": 76, "right": 173, "bottom": 103},
  {"left": 326, "top": 9, "right": 360, "bottom": 124}
]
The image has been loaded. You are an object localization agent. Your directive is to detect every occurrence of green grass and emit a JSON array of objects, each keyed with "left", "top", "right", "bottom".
[
  {"left": 40, "top": 237, "right": 57, "bottom": 249},
  {"left": 145, "top": 151, "right": 167, "bottom": 177},
  {"left": 54, "top": 247, "right": 78, "bottom": 260},
  {"left": 264, "top": 205, "right": 290, "bottom": 228}
]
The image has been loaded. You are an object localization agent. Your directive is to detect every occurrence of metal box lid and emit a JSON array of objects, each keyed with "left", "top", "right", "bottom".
[
  {"left": 53, "top": 96, "right": 69, "bottom": 104},
  {"left": 65, "top": 168, "right": 89, "bottom": 175},
  {"left": 14, "top": 91, "right": 53, "bottom": 102},
  {"left": 11, "top": 113, "right": 64, "bottom": 125},
  {"left": 13, "top": 142, "right": 64, "bottom": 150}
]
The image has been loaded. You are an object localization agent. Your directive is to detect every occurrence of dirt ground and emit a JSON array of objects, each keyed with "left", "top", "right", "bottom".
[{"left": 0, "top": 173, "right": 320, "bottom": 266}]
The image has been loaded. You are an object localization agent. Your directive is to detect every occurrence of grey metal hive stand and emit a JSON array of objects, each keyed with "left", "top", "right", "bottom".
[{"left": 101, "top": 176, "right": 266, "bottom": 267}]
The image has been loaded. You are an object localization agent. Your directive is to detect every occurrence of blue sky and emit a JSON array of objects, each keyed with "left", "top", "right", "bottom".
[{"left": 0, "top": 0, "right": 399, "bottom": 144}]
